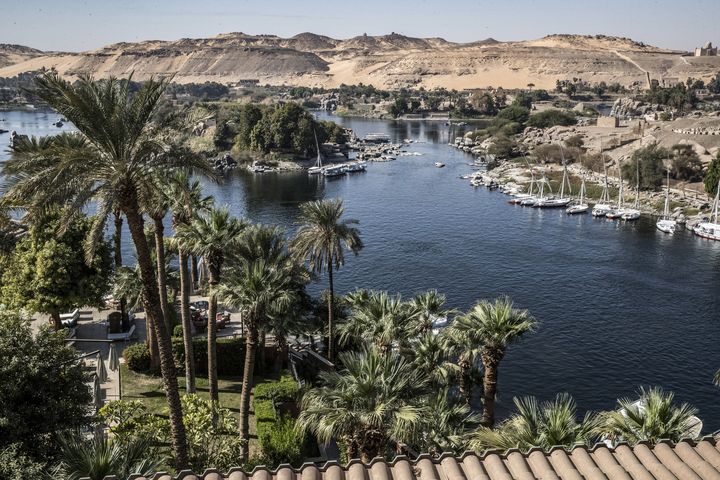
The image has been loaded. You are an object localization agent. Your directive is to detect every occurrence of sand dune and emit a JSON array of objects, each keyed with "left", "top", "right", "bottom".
[{"left": 1, "top": 33, "right": 719, "bottom": 89}]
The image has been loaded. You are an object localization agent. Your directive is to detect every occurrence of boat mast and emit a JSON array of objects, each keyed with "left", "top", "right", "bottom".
[
  {"left": 634, "top": 157, "right": 640, "bottom": 209},
  {"left": 712, "top": 178, "right": 720, "bottom": 224},
  {"left": 663, "top": 169, "right": 671, "bottom": 219},
  {"left": 314, "top": 130, "right": 322, "bottom": 169},
  {"left": 580, "top": 176, "right": 586, "bottom": 204},
  {"left": 617, "top": 168, "right": 624, "bottom": 209},
  {"left": 602, "top": 163, "right": 609, "bottom": 203}
]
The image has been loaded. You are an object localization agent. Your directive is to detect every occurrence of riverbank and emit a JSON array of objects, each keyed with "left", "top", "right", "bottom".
[{"left": 479, "top": 161, "right": 709, "bottom": 223}]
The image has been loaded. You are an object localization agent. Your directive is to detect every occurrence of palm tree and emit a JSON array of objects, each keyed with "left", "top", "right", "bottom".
[
  {"left": 442, "top": 321, "right": 484, "bottom": 407},
  {"left": 291, "top": 199, "right": 363, "bottom": 362},
  {"left": 176, "top": 207, "right": 245, "bottom": 403},
  {"left": 164, "top": 172, "right": 214, "bottom": 394},
  {"left": 599, "top": 387, "right": 700, "bottom": 444},
  {"left": 1, "top": 74, "right": 206, "bottom": 467},
  {"left": 468, "top": 393, "right": 600, "bottom": 452},
  {"left": 410, "top": 332, "right": 458, "bottom": 388},
  {"left": 216, "top": 225, "right": 299, "bottom": 460},
  {"left": 339, "top": 290, "right": 418, "bottom": 355},
  {"left": 297, "top": 345, "right": 429, "bottom": 462},
  {"left": 451, "top": 296, "right": 537, "bottom": 426},
  {"left": 48, "top": 432, "right": 163, "bottom": 480},
  {"left": 412, "top": 389, "right": 481, "bottom": 455},
  {"left": 410, "top": 289, "right": 455, "bottom": 334}
]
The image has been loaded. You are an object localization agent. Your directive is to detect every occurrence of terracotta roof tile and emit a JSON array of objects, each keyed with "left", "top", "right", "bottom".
[{"left": 81, "top": 435, "right": 720, "bottom": 480}]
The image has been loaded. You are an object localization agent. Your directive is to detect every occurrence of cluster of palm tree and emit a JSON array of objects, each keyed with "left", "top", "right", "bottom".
[
  {"left": 0, "top": 71, "right": 368, "bottom": 469},
  {"left": 297, "top": 293, "right": 538, "bottom": 460}
]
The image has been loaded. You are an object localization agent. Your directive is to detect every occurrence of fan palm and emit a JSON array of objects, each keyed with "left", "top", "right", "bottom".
[
  {"left": 48, "top": 432, "right": 163, "bottom": 480},
  {"left": 599, "top": 387, "right": 700, "bottom": 444},
  {"left": 410, "top": 332, "right": 458, "bottom": 388},
  {"left": 441, "top": 321, "right": 484, "bottom": 407},
  {"left": 164, "top": 172, "right": 214, "bottom": 394},
  {"left": 297, "top": 345, "right": 429, "bottom": 462},
  {"left": 216, "top": 225, "right": 299, "bottom": 460},
  {"left": 1, "top": 74, "right": 207, "bottom": 466},
  {"left": 410, "top": 290, "right": 456, "bottom": 334},
  {"left": 291, "top": 199, "right": 363, "bottom": 362},
  {"left": 410, "top": 388, "right": 481, "bottom": 455},
  {"left": 451, "top": 296, "right": 537, "bottom": 426},
  {"left": 468, "top": 393, "right": 600, "bottom": 452},
  {"left": 175, "top": 206, "right": 245, "bottom": 402},
  {"left": 339, "top": 290, "right": 418, "bottom": 355}
]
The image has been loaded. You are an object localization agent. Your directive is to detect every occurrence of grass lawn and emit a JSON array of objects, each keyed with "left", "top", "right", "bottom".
[{"left": 119, "top": 365, "right": 285, "bottom": 454}]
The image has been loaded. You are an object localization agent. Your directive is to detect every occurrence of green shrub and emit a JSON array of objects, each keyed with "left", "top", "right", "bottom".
[
  {"left": 254, "top": 375, "right": 300, "bottom": 402},
  {"left": 527, "top": 109, "right": 576, "bottom": 128},
  {"left": 254, "top": 399, "right": 276, "bottom": 424},
  {"left": 0, "top": 444, "right": 44, "bottom": 479},
  {"left": 173, "top": 325, "right": 184, "bottom": 338},
  {"left": 123, "top": 343, "right": 150, "bottom": 372},
  {"left": 172, "top": 336, "right": 245, "bottom": 376},
  {"left": 259, "top": 417, "right": 304, "bottom": 467}
]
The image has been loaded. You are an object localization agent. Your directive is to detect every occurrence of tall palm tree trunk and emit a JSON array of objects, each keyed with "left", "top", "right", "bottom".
[
  {"left": 327, "top": 257, "right": 335, "bottom": 362},
  {"left": 179, "top": 249, "right": 196, "bottom": 394},
  {"left": 481, "top": 351, "right": 502, "bottom": 428},
  {"left": 238, "top": 322, "right": 258, "bottom": 461},
  {"left": 123, "top": 197, "right": 188, "bottom": 468},
  {"left": 113, "top": 210, "right": 126, "bottom": 322},
  {"left": 207, "top": 266, "right": 219, "bottom": 403},
  {"left": 153, "top": 216, "right": 171, "bottom": 332},
  {"left": 459, "top": 360, "right": 473, "bottom": 406},
  {"left": 191, "top": 255, "right": 199, "bottom": 291}
]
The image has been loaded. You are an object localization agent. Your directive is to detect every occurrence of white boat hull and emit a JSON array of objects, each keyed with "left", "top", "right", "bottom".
[
  {"left": 621, "top": 210, "right": 641, "bottom": 221},
  {"left": 693, "top": 222, "right": 720, "bottom": 241},
  {"left": 656, "top": 219, "right": 677, "bottom": 234},
  {"left": 566, "top": 204, "right": 589, "bottom": 214},
  {"left": 591, "top": 204, "right": 612, "bottom": 217}
]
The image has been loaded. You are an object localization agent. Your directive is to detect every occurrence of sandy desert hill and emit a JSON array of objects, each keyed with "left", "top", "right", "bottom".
[{"left": 1, "top": 32, "right": 719, "bottom": 90}]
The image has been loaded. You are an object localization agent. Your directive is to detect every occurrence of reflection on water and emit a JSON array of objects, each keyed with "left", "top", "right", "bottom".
[{"left": 3, "top": 110, "right": 720, "bottom": 430}]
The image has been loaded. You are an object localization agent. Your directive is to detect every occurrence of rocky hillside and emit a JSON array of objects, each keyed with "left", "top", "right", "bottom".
[
  {"left": 1, "top": 33, "right": 719, "bottom": 89},
  {"left": 0, "top": 44, "right": 44, "bottom": 68}
]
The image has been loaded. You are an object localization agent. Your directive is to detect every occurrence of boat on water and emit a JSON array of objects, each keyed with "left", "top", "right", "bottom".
[
  {"left": 364, "top": 133, "right": 390, "bottom": 143},
  {"left": 531, "top": 172, "right": 554, "bottom": 207},
  {"left": 606, "top": 168, "right": 626, "bottom": 219},
  {"left": 536, "top": 161, "right": 572, "bottom": 208},
  {"left": 566, "top": 175, "right": 589, "bottom": 214},
  {"left": 434, "top": 162, "right": 445, "bottom": 168},
  {"left": 345, "top": 162, "right": 367, "bottom": 173},
  {"left": 592, "top": 163, "right": 613, "bottom": 217},
  {"left": 308, "top": 131, "right": 324, "bottom": 175},
  {"left": 322, "top": 165, "right": 346, "bottom": 178},
  {"left": 656, "top": 170, "right": 677, "bottom": 234},
  {"left": 622, "top": 158, "right": 641, "bottom": 221},
  {"left": 693, "top": 178, "right": 720, "bottom": 240}
]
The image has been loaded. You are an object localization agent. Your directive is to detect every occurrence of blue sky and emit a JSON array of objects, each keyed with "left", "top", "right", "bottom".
[{"left": 2, "top": 0, "right": 718, "bottom": 52}]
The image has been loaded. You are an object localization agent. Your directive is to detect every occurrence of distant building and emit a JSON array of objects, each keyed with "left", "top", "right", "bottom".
[
  {"left": 695, "top": 42, "right": 718, "bottom": 57},
  {"left": 597, "top": 116, "right": 619, "bottom": 128}
]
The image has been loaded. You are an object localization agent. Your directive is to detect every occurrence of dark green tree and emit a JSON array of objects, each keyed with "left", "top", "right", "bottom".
[
  {"left": 621, "top": 143, "right": 668, "bottom": 191},
  {"left": 0, "top": 311, "right": 92, "bottom": 462},
  {"left": 1, "top": 212, "right": 112, "bottom": 330},
  {"left": 704, "top": 154, "right": 720, "bottom": 196}
]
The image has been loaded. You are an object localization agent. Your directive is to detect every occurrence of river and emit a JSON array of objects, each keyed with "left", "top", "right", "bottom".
[{"left": 2, "top": 109, "right": 720, "bottom": 429}]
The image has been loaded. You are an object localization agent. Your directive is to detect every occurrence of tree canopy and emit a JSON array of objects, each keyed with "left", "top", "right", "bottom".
[{"left": 0, "top": 211, "right": 112, "bottom": 328}]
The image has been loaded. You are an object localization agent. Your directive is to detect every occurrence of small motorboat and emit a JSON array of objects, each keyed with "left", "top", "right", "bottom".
[
  {"left": 345, "top": 162, "right": 367, "bottom": 173},
  {"left": 434, "top": 162, "right": 445, "bottom": 168},
  {"left": 605, "top": 209, "right": 626, "bottom": 220}
]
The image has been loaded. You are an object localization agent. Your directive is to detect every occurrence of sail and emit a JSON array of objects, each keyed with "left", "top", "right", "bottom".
[{"left": 313, "top": 130, "right": 322, "bottom": 168}]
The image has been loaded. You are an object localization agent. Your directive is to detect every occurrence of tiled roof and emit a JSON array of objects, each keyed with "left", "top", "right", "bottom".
[{"left": 102, "top": 435, "right": 720, "bottom": 480}]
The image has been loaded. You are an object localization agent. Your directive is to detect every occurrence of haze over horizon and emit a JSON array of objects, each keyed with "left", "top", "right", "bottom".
[{"left": 1, "top": 0, "right": 718, "bottom": 52}]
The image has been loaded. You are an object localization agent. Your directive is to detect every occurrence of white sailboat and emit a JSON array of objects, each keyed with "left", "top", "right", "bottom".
[
  {"left": 693, "top": 178, "right": 720, "bottom": 240},
  {"left": 606, "top": 168, "right": 626, "bottom": 219},
  {"left": 592, "top": 161, "right": 613, "bottom": 217},
  {"left": 308, "top": 131, "right": 323, "bottom": 175},
  {"left": 531, "top": 172, "right": 552, "bottom": 207},
  {"left": 622, "top": 157, "right": 641, "bottom": 221},
  {"left": 656, "top": 169, "right": 677, "bottom": 234},
  {"left": 566, "top": 175, "right": 589, "bottom": 214},
  {"left": 536, "top": 160, "right": 572, "bottom": 208}
]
